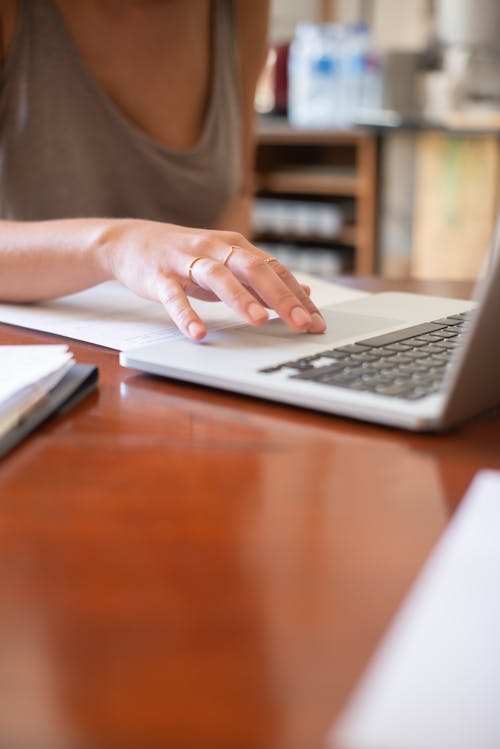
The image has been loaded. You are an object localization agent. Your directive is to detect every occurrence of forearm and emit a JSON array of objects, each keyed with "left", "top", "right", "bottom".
[{"left": 0, "top": 218, "right": 115, "bottom": 301}]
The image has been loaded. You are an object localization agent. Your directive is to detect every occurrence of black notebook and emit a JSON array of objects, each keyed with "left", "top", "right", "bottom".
[{"left": 0, "top": 363, "right": 98, "bottom": 459}]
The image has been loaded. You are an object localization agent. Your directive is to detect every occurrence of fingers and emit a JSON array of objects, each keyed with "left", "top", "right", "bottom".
[
  {"left": 189, "top": 252, "right": 325, "bottom": 333},
  {"left": 153, "top": 232, "right": 325, "bottom": 339},
  {"left": 265, "top": 258, "right": 325, "bottom": 331},
  {"left": 156, "top": 276, "right": 207, "bottom": 341},
  {"left": 188, "top": 256, "right": 270, "bottom": 327},
  {"left": 222, "top": 247, "right": 326, "bottom": 333}
]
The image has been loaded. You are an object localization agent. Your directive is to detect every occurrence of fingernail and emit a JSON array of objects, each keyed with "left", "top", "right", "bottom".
[
  {"left": 290, "top": 306, "right": 311, "bottom": 328},
  {"left": 248, "top": 302, "right": 268, "bottom": 324},
  {"left": 309, "top": 312, "right": 326, "bottom": 333},
  {"left": 188, "top": 321, "right": 205, "bottom": 339}
]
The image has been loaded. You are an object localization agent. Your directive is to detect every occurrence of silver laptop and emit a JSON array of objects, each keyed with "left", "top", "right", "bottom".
[{"left": 120, "top": 236, "right": 500, "bottom": 432}]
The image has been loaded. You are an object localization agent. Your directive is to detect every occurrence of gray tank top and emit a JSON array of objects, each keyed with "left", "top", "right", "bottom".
[{"left": 0, "top": 0, "right": 242, "bottom": 227}]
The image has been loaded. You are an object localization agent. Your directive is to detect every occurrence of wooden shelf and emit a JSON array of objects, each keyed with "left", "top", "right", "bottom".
[
  {"left": 254, "top": 119, "right": 378, "bottom": 275},
  {"left": 256, "top": 118, "right": 374, "bottom": 146},
  {"left": 257, "top": 167, "right": 358, "bottom": 197}
]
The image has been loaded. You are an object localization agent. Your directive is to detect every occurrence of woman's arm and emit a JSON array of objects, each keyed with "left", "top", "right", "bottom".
[{"left": 0, "top": 217, "right": 326, "bottom": 339}]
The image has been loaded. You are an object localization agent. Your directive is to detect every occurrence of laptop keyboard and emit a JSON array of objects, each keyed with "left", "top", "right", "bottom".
[{"left": 259, "top": 312, "right": 474, "bottom": 400}]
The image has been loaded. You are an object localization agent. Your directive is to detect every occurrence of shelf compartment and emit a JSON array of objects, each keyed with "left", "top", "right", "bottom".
[{"left": 254, "top": 224, "right": 357, "bottom": 247}]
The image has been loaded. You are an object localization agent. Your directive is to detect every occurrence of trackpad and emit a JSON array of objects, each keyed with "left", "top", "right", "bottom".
[
  {"left": 319, "top": 309, "right": 406, "bottom": 344},
  {"left": 236, "top": 310, "right": 406, "bottom": 345}
]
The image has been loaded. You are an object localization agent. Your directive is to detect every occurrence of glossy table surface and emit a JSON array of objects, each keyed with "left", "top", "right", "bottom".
[{"left": 1, "top": 278, "right": 499, "bottom": 749}]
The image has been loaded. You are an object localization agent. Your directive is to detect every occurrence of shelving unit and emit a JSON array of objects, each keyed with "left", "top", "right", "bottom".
[
  {"left": 254, "top": 118, "right": 378, "bottom": 274},
  {"left": 378, "top": 127, "right": 500, "bottom": 280}
]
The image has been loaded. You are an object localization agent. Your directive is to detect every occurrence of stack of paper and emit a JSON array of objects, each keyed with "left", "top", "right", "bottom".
[{"left": 0, "top": 345, "right": 74, "bottom": 438}]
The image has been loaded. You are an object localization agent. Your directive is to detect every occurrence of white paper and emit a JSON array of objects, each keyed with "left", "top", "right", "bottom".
[
  {"left": 330, "top": 469, "right": 500, "bottom": 749},
  {"left": 0, "top": 345, "right": 74, "bottom": 435},
  {"left": 0, "top": 275, "right": 367, "bottom": 352}
]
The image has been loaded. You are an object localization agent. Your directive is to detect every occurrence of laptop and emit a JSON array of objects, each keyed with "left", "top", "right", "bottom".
[{"left": 120, "top": 234, "right": 500, "bottom": 432}]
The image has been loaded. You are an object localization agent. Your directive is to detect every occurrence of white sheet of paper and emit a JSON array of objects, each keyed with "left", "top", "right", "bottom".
[
  {"left": 0, "top": 275, "right": 367, "bottom": 351},
  {"left": 330, "top": 469, "right": 500, "bottom": 749}
]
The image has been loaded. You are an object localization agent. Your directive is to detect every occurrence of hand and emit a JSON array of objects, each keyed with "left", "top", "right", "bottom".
[{"left": 103, "top": 219, "right": 326, "bottom": 340}]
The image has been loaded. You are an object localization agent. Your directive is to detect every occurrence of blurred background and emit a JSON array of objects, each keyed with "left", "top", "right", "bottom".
[{"left": 252, "top": 0, "right": 500, "bottom": 280}]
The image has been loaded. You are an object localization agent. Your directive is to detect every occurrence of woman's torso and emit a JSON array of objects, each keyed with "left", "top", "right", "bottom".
[{"left": 0, "top": 0, "right": 241, "bottom": 226}]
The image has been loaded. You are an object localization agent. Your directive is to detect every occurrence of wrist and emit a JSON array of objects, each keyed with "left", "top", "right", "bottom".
[{"left": 90, "top": 218, "right": 135, "bottom": 282}]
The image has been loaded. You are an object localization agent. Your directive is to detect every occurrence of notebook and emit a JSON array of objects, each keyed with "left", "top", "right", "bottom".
[
  {"left": 0, "top": 345, "right": 74, "bottom": 435},
  {"left": 0, "top": 346, "right": 98, "bottom": 459},
  {"left": 120, "top": 230, "right": 500, "bottom": 432}
]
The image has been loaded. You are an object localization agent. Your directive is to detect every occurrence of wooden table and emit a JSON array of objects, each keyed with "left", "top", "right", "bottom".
[{"left": 1, "top": 278, "right": 499, "bottom": 749}]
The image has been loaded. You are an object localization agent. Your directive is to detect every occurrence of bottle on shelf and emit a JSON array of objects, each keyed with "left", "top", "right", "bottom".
[
  {"left": 340, "top": 23, "right": 367, "bottom": 124},
  {"left": 287, "top": 22, "right": 344, "bottom": 128},
  {"left": 287, "top": 21, "right": 382, "bottom": 128},
  {"left": 342, "top": 23, "right": 383, "bottom": 121}
]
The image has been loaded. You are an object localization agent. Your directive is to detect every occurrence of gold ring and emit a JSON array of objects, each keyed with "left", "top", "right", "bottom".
[
  {"left": 223, "top": 245, "right": 239, "bottom": 267},
  {"left": 264, "top": 256, "right": 277, "bottom": 265},
  {"left": 188, "top": 256, "right": 205, "bottom": 285}
]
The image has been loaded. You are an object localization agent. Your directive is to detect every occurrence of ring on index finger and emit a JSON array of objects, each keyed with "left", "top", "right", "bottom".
[{"left": 264, "top": 256, "right": 278, "bottom": 265}]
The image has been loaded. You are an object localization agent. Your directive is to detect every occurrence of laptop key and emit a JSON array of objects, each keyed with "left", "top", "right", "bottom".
[
  {"left": 434, "top": 316, "right": 466, "bottom": 325},
  {"left": 434, "top": 329, "right": 459, "bottom": 338},
  {"left": 260, "top": 357, "right": 316, "bottom": 373},
  {"left": 384, "top": 342, "right": 412, "bottom": 352},
  {"left": 291, "top": 363, "right": 345, "bottom": 381},
  {"left": 414, "top": 334, "right": 448, "bottom": 343},
  {"left": 279, "top": 361, "right": 315, "bottom": 371},
  {"left": 374, "top": 383, "right": 415, "bottom": 397},
  {"left": 259, "top": 365, "right": 283, "bottom": 373},
  {"left": 396, "top": 338, "right": 428, "bottom": 347},
  {"left": 358, "top": 322, "right": 447, "bottom": 348},
  {"left": 390, "top": 354, "right": 414, "bottom": 365},
  {"left": 417, "top": 344, "right": 451, "bottom": 356},
  {"left": 318, "top": 373, "right": 360, "bottom": 385},
  {"left": 320, "top": 350, "right": 350, "bottom": 360},
  {"left": 436, "top": 340, "right": 461, "bottom": 351},
  {"left": 334, "top": 344, "right": 371, "bottom": 354},
  {"left": 371, "top": 346, "right": 398, "bottom": 357},
  {"left": 405, "top": 385, "right": 439, "bottom": 399},
  {"left": 349, "top": 351, "right": 381, "bottom": 363}
]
